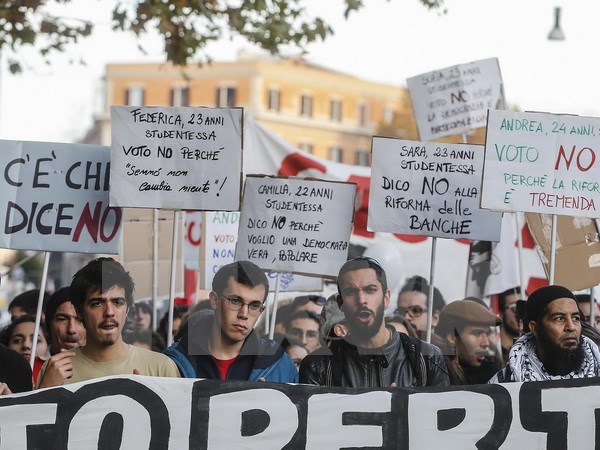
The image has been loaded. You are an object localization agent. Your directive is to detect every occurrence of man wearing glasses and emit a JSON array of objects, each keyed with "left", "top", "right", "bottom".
[
  {"left": 396, "top": 275, "right": 446, "bottom": 341},
  {"left": 300, "top": 257, "right": 449, "bottom": 387},
  {"left": 165, "top": 261, "right": 298, "bottom": 382}
]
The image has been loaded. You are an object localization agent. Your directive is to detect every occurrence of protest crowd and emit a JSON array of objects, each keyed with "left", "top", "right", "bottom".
[
  {"left": 2, "top": 57, "right": 600, "bottom": 447},
  {"left": 1, "top": 254, "right": 598, "bottom": 396}
]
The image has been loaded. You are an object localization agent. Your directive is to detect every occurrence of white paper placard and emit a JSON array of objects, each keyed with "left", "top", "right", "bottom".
[
  {"left": 368, "top": 137, "right": 502, "bottom": 241},
  {"left": 481, "top": 110, "right": 600, "bottom": 217},
  {"left": 0, "top": 140, "right": 122, "bottom": 253},
  {"left": 110, "top": 106, "right": 243, "bottom": 210},
  {"left": 235, "top": 176, "right": 356, "bottom": 277},
  {"left": 407, "top": 58, "right": 504, "bottom": 140},
  {"left": 195, "top": 211, "right": 322, "bottom": 292}
]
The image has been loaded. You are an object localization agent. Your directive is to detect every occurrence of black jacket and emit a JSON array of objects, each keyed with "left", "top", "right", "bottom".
[{"left": 299, "top": 327, "right": 449, "bottom": 388}]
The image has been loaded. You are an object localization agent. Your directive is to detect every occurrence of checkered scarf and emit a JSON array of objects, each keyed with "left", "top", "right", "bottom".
[{"left": 507, "top": 333, "right": 600, "bottom": 382}]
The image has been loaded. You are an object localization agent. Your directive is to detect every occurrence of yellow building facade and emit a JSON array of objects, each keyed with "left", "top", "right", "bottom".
[{"left": 86, "top": 54, "right": 415, "bottom": 165}]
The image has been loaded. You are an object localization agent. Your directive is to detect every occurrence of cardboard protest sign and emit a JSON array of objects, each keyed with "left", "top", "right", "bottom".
[
  {"left": 121, "top": 208, "right": 183, "bottom": 300},
  {"left": 110, "top": 106, "right": 243, "bottom": 210},
  {"left": 368, "top": 137, "right": 502, "bottom": 241},
  {"left": 5, "top": 375, "right": 600, "bottom": 448},
  {"left": 0, "top": 140, "right": 122, "bottom": 253},
  {"left": 200, "top": 211, "right": 322, "bottom": 291},
  {"left": 407, "top": 58, "right": 504, "bottom": 141},
  {"left": 235, "top": 176, "right": 355, "bottom": 277},
  {"left": 526, "top": 213, "right": 600, "bottom": 290},
  {"left": 481, "top": 110, "right": 600, "bottom": 217}
]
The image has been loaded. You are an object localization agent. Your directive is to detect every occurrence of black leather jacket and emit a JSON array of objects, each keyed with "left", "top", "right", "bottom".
[{"left": 299, "top": 327, "right": 449, "bottom": 388}]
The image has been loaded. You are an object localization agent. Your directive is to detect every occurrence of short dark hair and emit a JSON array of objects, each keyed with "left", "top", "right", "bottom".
[
  {"left": 285, "top": 310, "right": 321, "bottom": 331},
  {"left": 498, "top": 287, "right": 521, "bottom": 311},
  {"left": 398, "top": 275, "right": 445, "bottom": 312},
  {"left": 70, "top": 257, "right": 135, "bottom": 316},
  {"left": 44, "top": 287, "right": 72, "bottom": 336},
  {"left": 9, "top": 290, "right": 49, "bottom": 318},
  {"left": 337, "top": 256, "right": 388, "bottom": 294},
  {"left": 211, "top": 261, "right": 269, "bottom": 301}
]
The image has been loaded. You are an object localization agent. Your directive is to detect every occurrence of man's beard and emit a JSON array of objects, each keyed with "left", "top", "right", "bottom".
[
  {"left": 346, "top": 301, "right": 385, "bottom": 342},
  {"left": 536, "top": 326, "right": 585, "bottom": 376},
  {"left": 503, "top": 320, "right": 520, "bottom": 338}
]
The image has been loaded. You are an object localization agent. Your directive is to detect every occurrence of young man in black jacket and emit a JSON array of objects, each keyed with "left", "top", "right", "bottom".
[{"left": 300, "top": 257, "right": 449, "bottom": 387}]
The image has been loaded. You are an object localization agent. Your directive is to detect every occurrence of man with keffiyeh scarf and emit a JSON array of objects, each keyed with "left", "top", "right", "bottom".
[{"left": 490, "top": 285, "right": 600, "bottom": 383}]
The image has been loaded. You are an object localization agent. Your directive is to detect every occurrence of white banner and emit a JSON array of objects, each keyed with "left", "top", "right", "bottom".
[
  {"left": 235, "top": 176, "right": 355, "bottom": 277},
  {"left": 0, "top": 140, "right": 122, "bottom": 253},
  {"left": 5, "top": 375, "right": 600, "bottom": 448},
  {"left": 369, "top": 137, "right": 502, "bottom": 241},
  {"left": 481, "top": 110, "right": 600, "bottom": 217},
  {"left": 110, "top": 106, "right": 243, "bottom": 210},
  {"left": 407, "top": 58, "right": 504, "bottom": 140}
]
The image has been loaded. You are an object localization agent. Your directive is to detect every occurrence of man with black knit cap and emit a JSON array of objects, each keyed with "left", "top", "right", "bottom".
[{"left": 490, "top": 284, "right": 600, "bottom": 382}]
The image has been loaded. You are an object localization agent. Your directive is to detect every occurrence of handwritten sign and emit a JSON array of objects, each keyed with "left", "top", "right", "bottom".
[
  {"left": 0, "top": 140, "right": 122, "bottom": 253},
  {"left": 407, "top": 58, "right": 504, "bottom": 140},
  {"left": 235, "top": 176, "right": 356, "bottom": 277},
  {"left": 185, "top": 211, "right": 322, "bottom": 291},
  {"left": 110, "top": 106, "right": 243, "bottom": 210},
  {"left": 368, "top": 137, "right": 502, "bottom": 241},
  {"left": 481, "top": 110, "right": 600, "bottom": 217}
]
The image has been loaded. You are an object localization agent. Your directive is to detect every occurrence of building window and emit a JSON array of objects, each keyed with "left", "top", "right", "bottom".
[
  {"left": 298, "top": 142, "right": 313, "bottom": 153},
  {"left": 267, "top": 88, "right": 280, "bottom": 112},
  {"left": 170, "top": 86, "right": 189, "bottom": 107},
  {"left": 358, "top": 102, "right": 369, "bottom": 126},
  {"left": 355, "top": 149, "right": 370, "bottom": 166},
  {"left": 126, "top": 86, "right": 145, "bottom": 106},
  {"left": 329, "top": 146, "right": 343, "bottom": 163},
  {"left": 300, "top": 94, "right": 313, "bottom": 117},
  {"left": 216, "top": 86, "right": 236, "bottom": 107},
  {"left": 330, "top": 99, "right": 342, "bottom": 122},
  {"left": 383, "top": 105, "right": 394, "bottom": 124}
]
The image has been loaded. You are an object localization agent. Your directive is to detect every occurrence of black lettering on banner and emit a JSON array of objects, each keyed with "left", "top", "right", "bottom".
[
  {"left": 406, "top": 384, "right": 512, "bottom": 449},
  {"left": 0, "top": 379, "right": 170, "bottom": 449},
  {"left": 519, "top": 378, "right": 600, "bottom": 450}
]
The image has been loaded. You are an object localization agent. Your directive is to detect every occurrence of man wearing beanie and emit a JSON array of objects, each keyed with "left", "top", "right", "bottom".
[
  {"left": 490, "top": 285, "right": 600, "bottom": 382},
  {"left": 437, "top": 299, "right": 502, "bottom": 385}
]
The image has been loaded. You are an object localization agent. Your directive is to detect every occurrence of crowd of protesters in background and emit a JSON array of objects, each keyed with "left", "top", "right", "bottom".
[{"left": 1, "top": 253, "right": 600, "bottom": 395}]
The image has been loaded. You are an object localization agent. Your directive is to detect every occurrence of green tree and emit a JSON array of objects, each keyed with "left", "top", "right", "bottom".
[{"left": 1, "top": 0, "right": 445, "bottom": 73}]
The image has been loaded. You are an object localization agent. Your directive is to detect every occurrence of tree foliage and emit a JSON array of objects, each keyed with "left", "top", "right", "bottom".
[{"left": 1, "top": 0, "right": 445, "bottom": 73}]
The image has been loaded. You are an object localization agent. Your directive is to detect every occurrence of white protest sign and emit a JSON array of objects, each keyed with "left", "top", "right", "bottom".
[
  {"left": 110, "top": 106, "right": 243, "bottom": 210},
  {"left": 235, "top": 176, "right": 355, "bottom": 277},
  {"left": 481, "top": 110, "right": 600, "bottom": 217},
  {"left": 368, "top": 137, "right": 502, "bottom": 241},
  {"left": 201, "top": 211, "right": 322, "bottom": 291},
  {"left": 0, "top": 140, "right": 122, "bottom": 253},
  {"left": 407, "top": 58, "right": 504, "bottom": 141}
]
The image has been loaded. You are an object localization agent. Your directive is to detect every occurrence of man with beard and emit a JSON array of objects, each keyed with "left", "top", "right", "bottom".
[
  {"left": 299, "top": 257, "right": 449, "bottom": 387},
  {"left": 38, "top": 258, "right": 179, "bottom": 387},
  {"left": 490, "top": 285, "right": 600, "bottom": 383}
]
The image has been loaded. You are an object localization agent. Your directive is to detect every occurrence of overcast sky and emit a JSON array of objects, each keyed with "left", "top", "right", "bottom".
[{"left": 0, "top": 0, "right": 598, "bottom": 144}]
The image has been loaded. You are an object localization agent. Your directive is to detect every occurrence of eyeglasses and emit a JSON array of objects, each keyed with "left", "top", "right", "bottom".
[
  {"left": 221, "top": 295, "right": 265, "bottom": 316},
  {"left": 505, "top": 304, "right": 518, "bottom": 313},
  {"left": 397, "top": 306, "right": 428, "bottom": 317},
  {"left": 294, "top": 295, "right": 326, "bottom": 306}
]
